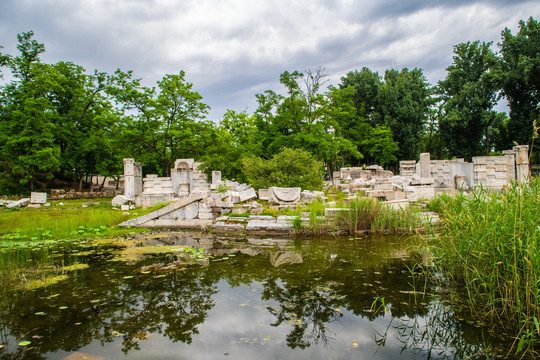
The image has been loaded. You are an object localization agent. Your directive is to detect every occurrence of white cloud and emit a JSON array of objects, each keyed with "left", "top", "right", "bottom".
[{"left": 1, "top": 0, "right": 539, "bottom": 120}]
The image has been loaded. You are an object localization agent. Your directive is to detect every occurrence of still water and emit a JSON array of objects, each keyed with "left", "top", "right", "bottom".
[{"left": 0, "top": 233, "right": 503, "bottom": 359}]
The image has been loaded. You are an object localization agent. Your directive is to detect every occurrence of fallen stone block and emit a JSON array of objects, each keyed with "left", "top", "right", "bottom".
[
  {"left": 239, "top": 188, "right": 257, "bottom": 202},
  {"left": 268, "top": 187, "right": 301, "bottom": 204},
  {"left": 212, "top": 222, "right": 245, "bottom": 233},
  {"left": 245, "top": 220, "right": 292, "bottom": 234},
  {"left": 6, "top": 198, "right": 30, "bottom": 209},
  {"left": 31, "top": 192, "right": 47, "bottom": 204},
  {"left": 258, "top": 189, "right": 269, "bottom": 201}
]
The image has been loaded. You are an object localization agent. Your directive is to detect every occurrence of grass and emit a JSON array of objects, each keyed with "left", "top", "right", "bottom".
[
  {"left": 0, "top": 198, "right": 167, "bottom": 241},
  {"left": 427, "top": 179, "right": 540, "bottom": 356}
]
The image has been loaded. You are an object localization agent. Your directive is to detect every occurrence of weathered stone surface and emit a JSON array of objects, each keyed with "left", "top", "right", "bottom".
[
  {"left": 27, "top": 203, "right": 41, "bottom": 208},
  {"left": 143, "top": 219, "right": 213, "bottom": 228},
  {"left": 258, "top": 189, "right": 269, "bottom": 201},
  {"left": 300, "top": 190, "right": 325, "bottom": 201},
  {"left": 385, "top": 191, "right": 407, "bottom": 201},
  {"left": 184, "top": 202, "right": 199, "bottom": 220},
  {"left": 212, "top": 171, "right": 221, "bottom": 185},
  {"left": 231, "top": 206, "right": 249, "bottom": 214},
  {"left": 31, "top": 192, "right": 47, "bottom": 204},
  {"left": 404, "top": 186, "right": 435, "bottom": 201},
  {"left": 112, "top": 195, "right": 131, "bottom": 207},
  {"left": 6, "top": 198, "right": 30, "bottom": 209},
  {"left": 419, "top": 153, "right": 431, "bottom": 178},
  {"left": 381, "top": 199, "right": 409, "bottom": 211},
  {"left": 198, "top": 212, "right": 214, "bottom": 220},
  {"left": 119, "top": 194, "right": 204, "bottom": 227},
  {"left": 269, "top": 187, "right": 301, "bottom": 204},
  {"left": 239, "top": 188, "right": 257, "bottom": 202},
  {"left": 245, "top": 220, "right": 292, "bottom": 234},
  {"left": 248, "top": 215, "right": 275, "bottom": 221},
  {"left": 212, "top": 222, "right": 245, "bottom": 233},
  {"left": 215, "top": 201, "right": 234, "bottom": 208}
]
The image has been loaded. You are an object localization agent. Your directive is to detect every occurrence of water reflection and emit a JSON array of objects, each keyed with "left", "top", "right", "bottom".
[{"left": 0, "top": 233, "right": 502, "bottom": 359}]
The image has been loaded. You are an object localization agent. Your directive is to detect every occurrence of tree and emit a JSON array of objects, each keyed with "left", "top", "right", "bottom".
[
  {"left": 498, "top": 17, "right": 540, "bottom": 149},
  {"left": 438, "top": 41, "right": 500, "bottom": 159},
  {"left": 108, "top": 70, "right": 213, "bottom": 176},
  {"left": 0, "top": 31, "right": 60, "bottom": 190},
  {"left": 376, "top": 68, "right": 431, "bottom": 161}
]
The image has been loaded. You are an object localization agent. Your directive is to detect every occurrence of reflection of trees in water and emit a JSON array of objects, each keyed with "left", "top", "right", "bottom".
[
  {"left": 373, "top": 300, "right": 488, "bottom": 360},
  {"left": 0, "top": 255, "right": 217, "bottom": 358},
  {"left": 0, "top": 235, "right": 494, "bottom": 358}
]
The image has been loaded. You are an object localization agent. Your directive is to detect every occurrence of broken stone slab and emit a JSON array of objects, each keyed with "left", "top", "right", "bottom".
[
  {"left": 411, "top": 174, "right": 434, "bottom": 185},
  {"left": 31, "top": 192, "right": 47, "bottom": 204},
  {"left": 385, "top": 191, "right": 407, "bottom": 201},
  {"left": 142, "top": 219, "right": 213, "bottom": 229},
  {"left": 231, "top": 206, "right": 249, "bottom": 215},
  {"left": 268, "top": 187, "right": 301, "bottom": 204},
  {"left": 119, "top": 193, "right": 204, "bottom": 227},
  {"left": 215, "top": 201, "right": 234, "bottom": 208},
  {"left": 198, "top": 212, "right": 215, "bottom": 220},
  {"left": 245, "top": 220, "right": 293, "bottom": 234},
  {"left": 112, "top": 194, "right": 132, "bottom": 207},
  {"left": 248, "top": 215, "right": 275, "bottom": 221},
  {"left": 238, "top": 188, "right": 257, "bottom": 202},
  {"left": 212, "top": 222, "right": 245, "bottom": 233},
  {"left": 6, "top": 198, "right": 30, "bottom": 209},
  {"left": 27, "top": 203, "right": 41, "bottom": 209},
  {"left": 258, "top": 189, "right": 269, "bottom": 201},
  {"left": 300, "top": 190, "right": 326, "bottom": 201}
]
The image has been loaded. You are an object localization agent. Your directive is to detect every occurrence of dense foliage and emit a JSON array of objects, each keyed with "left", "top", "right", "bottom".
[{"left": 0, "top": 17, "right": 538, "bottom": 192}]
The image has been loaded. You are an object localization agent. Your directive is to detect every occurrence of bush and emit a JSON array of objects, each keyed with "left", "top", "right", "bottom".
[{"left": 242, "top": 147, "right": 323, "bottom": 190}]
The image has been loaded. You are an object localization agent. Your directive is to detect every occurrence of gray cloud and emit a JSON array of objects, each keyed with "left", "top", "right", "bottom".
[{"left": 1, "top": 0, "right": 539, "bottom": 121}]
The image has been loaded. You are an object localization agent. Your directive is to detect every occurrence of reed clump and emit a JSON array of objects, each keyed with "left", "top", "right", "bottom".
[
  {"left": 294, "top": 196, "right": 423, "bottom": 236},
  {"left": 428, "top": 179, "right": 540, "bottom": 355}
]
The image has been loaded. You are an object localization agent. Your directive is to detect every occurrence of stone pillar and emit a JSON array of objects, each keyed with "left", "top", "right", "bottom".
[
  {"left": 124, "top": 158, "right": 135, "bottom": 199},
  {"left": 134, "top": 162, "right": 143, "bottom": 196},
  {"left": 419, "top": 153, "right": 431, "bottom": 179},
  {"left": 212, "top": 171, "right": 222, "bottom": 185},
  {"left": 514, "top": 145, "right": 530, "bottom": 184}
]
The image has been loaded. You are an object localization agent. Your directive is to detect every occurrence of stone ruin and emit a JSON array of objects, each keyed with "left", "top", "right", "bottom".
[
  {"left": 113, "top": 146, "right": 530, "bottom": 233},
  {"left": 333, "top": 145, "right": 530, "bottom": 206},
  {"left": 114, "top": 158, "right": 328, "bottom": 233}
]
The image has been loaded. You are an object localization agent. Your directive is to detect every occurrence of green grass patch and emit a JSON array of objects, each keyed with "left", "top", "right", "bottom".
[
  {"left": 428, "top": 179, "right": 540, "bottom": 356},
  {"left": 0, "top": 198, "right": 167, "bottom": 241}
]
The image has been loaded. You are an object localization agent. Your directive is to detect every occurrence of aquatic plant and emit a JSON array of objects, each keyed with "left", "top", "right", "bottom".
[{"left": 428, "top": 179, "right": 540, "bottom": 356}]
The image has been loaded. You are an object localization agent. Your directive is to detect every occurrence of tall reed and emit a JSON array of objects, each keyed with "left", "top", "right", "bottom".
[{"left": 428, "top": 179, "right": 540, "bottom": 355}]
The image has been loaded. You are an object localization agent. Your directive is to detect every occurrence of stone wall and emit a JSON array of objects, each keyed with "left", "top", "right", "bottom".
[
  {"left": 142, "top": 175, "right": 173, "bottom": 195},
  {"left": 472, "top": 155, "right": 515, "bottom": 190}
]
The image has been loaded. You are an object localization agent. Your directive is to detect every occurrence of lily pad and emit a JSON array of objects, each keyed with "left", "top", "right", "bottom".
[
  {"left": 59, "top": 306, "right": 68, "bottom": 310},
  {"left": 0, "top": 344, "right": 4, "bottom": 349},
  {"left": 35, "top": 311, "right": 46, "bottom": 316},
  {"left": 18, "top": 340, "right": 31, "bottom": 346},
  {"left": 123, "top": 275, "right": 134, "bottom": 279}
]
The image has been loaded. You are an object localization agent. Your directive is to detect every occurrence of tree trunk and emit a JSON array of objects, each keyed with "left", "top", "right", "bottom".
[
  {"left": 79, "top": 175, "right": 84, "bottom": 192},
  {"left": 99, "top": 176, "right": 107, "bottom": 190}
]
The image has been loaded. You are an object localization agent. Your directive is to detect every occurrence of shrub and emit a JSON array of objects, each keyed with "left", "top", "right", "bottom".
[{"left": 242, "top": 147, "right": 323, "bottom": 190}]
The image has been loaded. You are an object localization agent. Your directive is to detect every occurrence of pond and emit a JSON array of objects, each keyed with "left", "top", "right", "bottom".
[{"left": 0, "top": 233, "right": 514, "bottom": 359}]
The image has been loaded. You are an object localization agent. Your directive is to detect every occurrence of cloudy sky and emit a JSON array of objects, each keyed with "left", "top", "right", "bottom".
[{"left": 0, "top": 0, "right": 538, "bottom": 121}]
